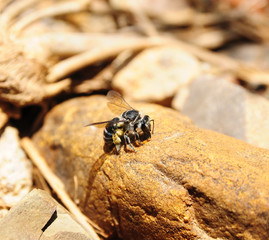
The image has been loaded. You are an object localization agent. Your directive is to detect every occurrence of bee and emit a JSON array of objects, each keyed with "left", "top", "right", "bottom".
[{"left": 86, "top": 90, "right": 154, "bottom": 153}]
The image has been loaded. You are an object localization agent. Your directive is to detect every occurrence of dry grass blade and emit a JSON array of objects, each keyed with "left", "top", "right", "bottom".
[
  {"left": 45, "top": 31, "right": 269, "bottom": 85},
  {"left": 21, "top": 137, "right": 106, "bottom": 239},
  {"left": 32, "top": 167, "right": 52, "bottom": 195},
  {"left": 0, "top": 0, "right": 11, "bottom": 12},
  {"left": 161, "top": 37, "right": 269, "bottom": 85},
  {"left": 73, "top": 49, "right": 133, "bottom": 93},
  {"left": 0, "top": 0, "right": 39, "bottom": 28},
  {"left": 11, "top": 0, "right": 91, "bottom": 37},
  {"left": 47, "top": 36, "right": 164, "bottom": 82},
  {"left": 127, "top": 1, "right": 158, "bottom": 37}
]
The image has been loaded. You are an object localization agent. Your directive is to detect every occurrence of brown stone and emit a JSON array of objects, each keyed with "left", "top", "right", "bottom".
[
  {"left": 113, "top": 46, "right": 200, "bottom": 102},
  {"left": 0, "top": 189, "right": 94, "bottom": 240},
  {"left": 33, "top": 95, "right": 269, "bottom": 239},
  {"left": 173, "top": 75, "right": 269, "bottom": 149},
  {"left": 0, "top": 126, "right": 32, "bottom": 209}
]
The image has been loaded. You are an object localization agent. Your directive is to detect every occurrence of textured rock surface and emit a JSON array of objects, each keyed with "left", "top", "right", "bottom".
[
  {"left": 0, "top": 189, "right": 93, "bottom": 240},
  {"left": 0, "top": 126, "right": 32, "bottom": 209},
  {"left": 33, "top": 95, "right": 269, "bottom": 240},
  {"left": 173, "top": 75, "right": 269, "bottom": 149},
  {"left": 113, "top": 46, "right": 200, "bottom": 102}
]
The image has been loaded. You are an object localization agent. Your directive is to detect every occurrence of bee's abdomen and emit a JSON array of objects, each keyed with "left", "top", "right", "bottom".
[{"left": 103, "top": 127, "right": 113, "bottom": 144}]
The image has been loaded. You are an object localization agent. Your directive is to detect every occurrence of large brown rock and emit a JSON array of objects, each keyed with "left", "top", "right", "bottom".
[{"left": 33, "top": 95, "right": 269, "bottom": 240}]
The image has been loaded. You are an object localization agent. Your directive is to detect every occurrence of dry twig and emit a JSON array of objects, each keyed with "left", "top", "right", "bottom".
[
  {"left": 10, "top": 0, "right": 91, "bottom": 37},
  {"left": 47, "top": 36, "right": 164, "bottom": 82}
]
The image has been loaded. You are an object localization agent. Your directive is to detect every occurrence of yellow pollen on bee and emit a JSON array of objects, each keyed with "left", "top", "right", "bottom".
[
  {"left": 116, "top": 128, "right": 124, "bottom": 136},
  {"left": 113, "top": 134, "right": 121, "bottom": 144}
]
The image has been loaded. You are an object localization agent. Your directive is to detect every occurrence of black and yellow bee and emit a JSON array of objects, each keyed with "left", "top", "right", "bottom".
[{"left": 86, "top": 91, "right": 154, "bottom": 153}]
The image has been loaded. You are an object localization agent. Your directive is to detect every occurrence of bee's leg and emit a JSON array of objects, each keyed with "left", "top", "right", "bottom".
[
  {"left": 113, "top": 134, "right": 122, "bottom": 154},
  {"left": 124, "top": 133, "right": 136, "bottom": 152},
  {"left": 115, "top": 144, "right": 121, "bottom": 154},
  {"left": 135, "top": 131, "right": 143, "bottom": 145},
  {"left": 147, "top": 130, "right": 152, "bottom": 139}
]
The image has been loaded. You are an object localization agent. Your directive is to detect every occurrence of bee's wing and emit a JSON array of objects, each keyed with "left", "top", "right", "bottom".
[
  {"left": 85, "top": 120, "right": 112, "bottom": 128},
  {"left": 107, "top": 90, "right": 135, "bottom": 115},
  {"left": 85, "top": 119, "right": 127, "bottom": 128}
]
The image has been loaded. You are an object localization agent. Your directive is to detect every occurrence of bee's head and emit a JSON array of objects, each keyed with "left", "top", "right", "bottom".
[
  {"left": 142, "top": 115, "right": 150, "bottom": 123},
  {"left": 141, "top": 115, "right": 154, "bottom": 134}
]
